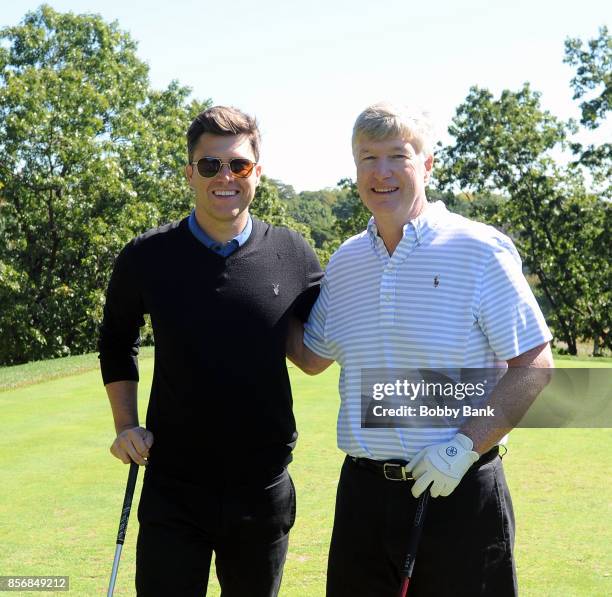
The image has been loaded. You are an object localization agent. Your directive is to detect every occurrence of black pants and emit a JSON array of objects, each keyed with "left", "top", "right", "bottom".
[
  {"left": 327, "top": 455, "right": 517, "bottom": 597},
  {"left": 135, "top": 466, "right": 296, "bottom": 597}
]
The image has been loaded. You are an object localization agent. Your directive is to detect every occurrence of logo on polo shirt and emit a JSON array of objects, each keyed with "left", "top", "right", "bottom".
[
  {"left": 273, "top": 284, "right": 280, "bottom": 296},
  {"left": 434, "top": 275, "right": 440, "bottom": 288}
]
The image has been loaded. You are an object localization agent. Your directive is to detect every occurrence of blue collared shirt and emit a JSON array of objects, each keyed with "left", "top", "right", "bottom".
[{"left": 188, "top": 210, "right": 252, "bottom": 256}]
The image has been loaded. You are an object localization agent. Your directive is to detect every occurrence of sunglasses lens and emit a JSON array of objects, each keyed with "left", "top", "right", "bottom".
[
  {"left": 230, "top": 159, "right": 255, "bottom": 177},
  {"left": 195, "top": 157, "right": 255, "bottom": 178},
  {"left": 197, "top": 157, "right": 221, "bottom": 178}
]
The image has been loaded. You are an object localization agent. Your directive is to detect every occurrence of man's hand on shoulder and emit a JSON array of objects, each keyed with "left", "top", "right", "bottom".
[
  {"left": 406, "top": 433, "right": 479, "bottom": 498},
  {"left": 111, "top": 426, "right": 154, "bottom": 466}
]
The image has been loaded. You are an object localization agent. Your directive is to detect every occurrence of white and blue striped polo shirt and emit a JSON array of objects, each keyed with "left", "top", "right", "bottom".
[{"left": 304, "top": 201, "right": 552, "bottom": 460}]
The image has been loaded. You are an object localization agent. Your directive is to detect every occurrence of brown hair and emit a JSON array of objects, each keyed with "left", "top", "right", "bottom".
[{"left": 187, "top": 105, "right": 261, "bottom": 162}]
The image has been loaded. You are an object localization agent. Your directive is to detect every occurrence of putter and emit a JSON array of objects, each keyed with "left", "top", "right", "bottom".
[
  {"left": 107, "top": 461, "right": 139, "bottom": 597},
  {"left": 398, "top": 488, "right": 430, "bottom": 597}
]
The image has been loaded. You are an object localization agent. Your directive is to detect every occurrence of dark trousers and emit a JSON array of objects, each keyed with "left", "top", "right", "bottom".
[
  {"left": 327, "top": 454, "right": 517, "bottom": 597},
  {"left": 135, "top": 466, "right": 296, "bottom": 597}
]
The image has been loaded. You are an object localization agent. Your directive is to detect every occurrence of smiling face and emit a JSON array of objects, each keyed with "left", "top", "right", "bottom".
[
  {"left": 355, "top": 135, "right": 433, "bottom": 227},
  {"left": 185, "top": 133, "right": 261, "bottom": 239}
]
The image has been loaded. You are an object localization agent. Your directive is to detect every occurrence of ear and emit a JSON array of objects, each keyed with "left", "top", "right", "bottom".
[
  {"left": 423, "top": 154, "right": 434, "bottom": 185},
  {"left": 253, "top": 163, "right": 263, "bottom": 185},
  {"left": 185, "top": 163, "right": 194, "bottom": 186}
]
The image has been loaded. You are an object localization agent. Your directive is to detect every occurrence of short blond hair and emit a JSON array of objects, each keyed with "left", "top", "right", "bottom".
[{"left": 352, "top": 102, "right": 435, "bottom": 161}]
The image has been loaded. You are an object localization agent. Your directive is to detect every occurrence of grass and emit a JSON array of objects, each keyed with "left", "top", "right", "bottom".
[
  {"left": 551, "top": 338, "right": 612, "bottom": 360},
  {"left": 553, "top": 353, "right": 612, "bottom": 366},
  {"left": 0, "top": 354, "right": 610, "bottom": 595},
  {"left": 0, "top": 347, "right": 155, "bottom": 392}
]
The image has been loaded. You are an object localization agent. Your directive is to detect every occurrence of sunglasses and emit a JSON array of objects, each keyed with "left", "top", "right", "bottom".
[{"left": 191, "top": 156, "right": 257, "bottom": 178}]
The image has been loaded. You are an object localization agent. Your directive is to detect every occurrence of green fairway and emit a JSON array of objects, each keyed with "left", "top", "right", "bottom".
[{"left": 0, "top": 356, "right": 610, "bottom": 596}]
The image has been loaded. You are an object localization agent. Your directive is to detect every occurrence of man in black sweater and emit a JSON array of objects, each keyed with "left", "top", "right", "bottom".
[{"left": 99, "top": 106, "right": 322, "bottom": 597}]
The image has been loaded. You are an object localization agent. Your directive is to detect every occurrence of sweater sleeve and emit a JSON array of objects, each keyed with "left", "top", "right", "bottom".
[
  {"left": 292, "top": 234, "right": 324, "bottom": 322},
  {"left": 98, "top": 241, "right": 146, "bottom": 384}
]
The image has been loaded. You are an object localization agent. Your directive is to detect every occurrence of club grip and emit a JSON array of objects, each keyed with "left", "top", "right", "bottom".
[
  {"left": 401, "top": 490, "right": 430, "bottom": 578},
  {"left": 115, "top": 462, "right": 139, "bottom": 545}
]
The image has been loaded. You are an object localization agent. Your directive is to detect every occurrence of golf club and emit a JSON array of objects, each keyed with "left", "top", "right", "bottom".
[
  {"left": 107, "top": 461, "right": 139, "bottom": 597},
  {"left": 398, "top": 488, "right": 430, "bottom": 597}
]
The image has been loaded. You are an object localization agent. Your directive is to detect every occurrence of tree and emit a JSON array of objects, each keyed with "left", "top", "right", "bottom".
[
  {"left": 262, "top": 179, "right": 347, "bottom": 261},
  {"left": 330, "top": 178, "right": 370, "bottom": 241},
  {"left": 250, "top": 176, "right": 318, "bottom": 252},
  {"left": 282, "top": 190, "right": 336, "bottom": 247},
  {"left": 0, "top": 6, "right": 209, "bottom": 364},
  {"left": 565, "top": 26, "right": 611, "bottom": 128},
  {"left": 251, "top": 176, "right": 291, "bottom": 226},
  {"left": 436, "top": 84, "right": 610, "bottom": 355},
  {"left": 564, "top": 26, "right": 611, "bottom": 197},
  {"left": 266, "top": 178, "right": 297, "bottom": 202}
]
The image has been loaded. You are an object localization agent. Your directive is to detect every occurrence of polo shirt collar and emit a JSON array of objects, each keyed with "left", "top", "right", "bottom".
[{"left": 366, "top": 200, "right": 448, "bottom": 248}]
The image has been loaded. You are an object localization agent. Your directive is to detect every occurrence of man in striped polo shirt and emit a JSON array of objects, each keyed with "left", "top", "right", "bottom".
[{"left": 287, "top": 103, "right": 554, "bottom": 596}]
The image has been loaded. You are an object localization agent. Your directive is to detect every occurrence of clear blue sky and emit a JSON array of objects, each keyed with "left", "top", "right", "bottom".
[{"left": 2, "top": 1, "right": 610, "bottom": 191}]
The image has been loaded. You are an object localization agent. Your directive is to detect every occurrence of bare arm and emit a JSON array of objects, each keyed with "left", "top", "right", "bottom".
[
  {"left": 286, "top": 316, "right": 334, "bottom": 375},
  {"left": 460, "top": 342, "right": 554, "bottom": 454},
  {"left": 105, "top": 380, "right": 153, "bottom": 466}
]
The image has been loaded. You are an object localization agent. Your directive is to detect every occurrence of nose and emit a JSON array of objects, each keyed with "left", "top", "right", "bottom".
[
  {"left": 373, "top": 158, "right": 392, "bottom": 179},
  {"left": 216, "top": 162, "right": 234, "bottom": 180}
]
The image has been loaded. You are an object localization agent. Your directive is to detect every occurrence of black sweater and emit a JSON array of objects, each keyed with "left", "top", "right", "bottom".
[{"left": 99, "top": 217, "right": 322, "bottom": 481}]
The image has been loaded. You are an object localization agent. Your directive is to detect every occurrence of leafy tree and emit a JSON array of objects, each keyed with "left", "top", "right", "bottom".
[
  {"left": 565, "top": 26, "right": 611, "bottom": 128},
  {"left": 564, "top": 26, "right": 611, "bottom": 197},
  {"left": 330, "top": 178, "right": 370, "bottom": 241},
  {"left": 0, "top": 6, "right": 209, "bottom": 364},
  {"left": 437, "top": 84, "right": 610, "bottom": 355},
  {"left": 251, "top": 176, "right": 317, "bottom": 251},
  {"left": 266, "top": 178, "right": 297, "bottom": 202},
  {"left": 283, "top": 190, "right": 336, "bottom": 247},
  {"left": 265, "top": 179, "right": 352, "bottom": 252},
  {"left": 251, "top": 176, "right": 290, "bottom": 225}
]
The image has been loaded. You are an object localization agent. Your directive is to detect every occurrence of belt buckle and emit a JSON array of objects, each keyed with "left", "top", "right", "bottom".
[{"left": 383, "top": 462, "right": 408, "bottom": 481}]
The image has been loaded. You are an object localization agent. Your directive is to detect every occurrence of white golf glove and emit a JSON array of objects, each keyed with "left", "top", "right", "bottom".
[{"left": 406, "top": 433, "right": 479, "bottom": 498}]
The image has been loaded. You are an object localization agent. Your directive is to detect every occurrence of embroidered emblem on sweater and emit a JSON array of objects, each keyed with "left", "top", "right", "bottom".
[{"left": 273, "top": 284, "right": 280, "bottom": 296}]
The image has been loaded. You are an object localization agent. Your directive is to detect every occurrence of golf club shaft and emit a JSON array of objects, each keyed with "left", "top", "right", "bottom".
[
  {"left": 398, "top": 489, "right": 430, "bottom": 597},
  {"left": 107, "top": 462, "right": 139, "bottom": 597},
  {"left": 107, "top": 544, "right": 123, "bottom": 597}
]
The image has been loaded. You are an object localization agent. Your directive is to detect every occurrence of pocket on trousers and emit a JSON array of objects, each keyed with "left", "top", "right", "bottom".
[
  {"left": 222, "top": 468, "right": 298, "bottom": 545},
  {"left": 137, "top": 469, "right": 194, "bottom": 526},
  {"left": 254, "top": 469, "right": 296, "bottom": 539},
  {"left": 137, "top": 475, "right": 167, "bottom": 527},
  {"left": 287, "top": 472, "right": 297, "bottom": 529}
]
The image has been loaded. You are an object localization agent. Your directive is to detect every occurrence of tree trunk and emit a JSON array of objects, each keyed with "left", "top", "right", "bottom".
[{"left": 593, "top": 336, "right": 601, "bottom": 357}]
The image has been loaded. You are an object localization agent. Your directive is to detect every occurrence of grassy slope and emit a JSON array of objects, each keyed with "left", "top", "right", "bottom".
[
  {"left": 0, "top": 347, "right": 155, "bottom": 392},
  {"left": 1, "top": 350, "right": 609, "bottom": 392},
  {"left": 0, "top": 356, "right": 610, "bottom": 596}
]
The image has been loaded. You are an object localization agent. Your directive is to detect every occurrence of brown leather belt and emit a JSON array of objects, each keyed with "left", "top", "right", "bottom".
[{"left": 351, "top": 445, "right": 500, "bottom": 481}]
